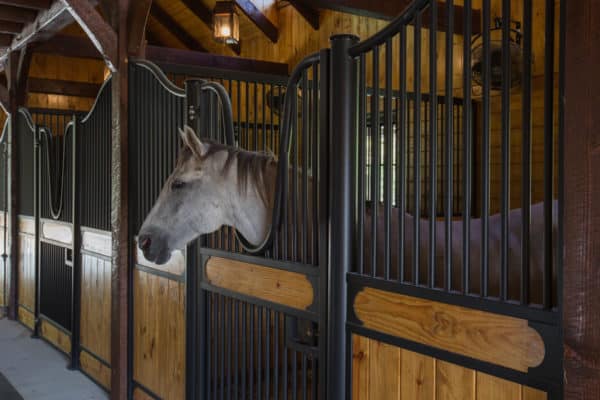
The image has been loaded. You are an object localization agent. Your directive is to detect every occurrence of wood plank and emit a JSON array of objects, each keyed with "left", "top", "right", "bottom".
[
  {"left": 522, "top": 386, "right": 547, "bottom": 400},
  {"left": 34, "top": 34, "right": 102, "bottom": 60},
  {"left": 0, "top": 4, "right": 36, "bottom": 23},
  {"left": 133, "top": 388, "right": 154, "bottom": 400},
  {"left": 205, "top": 257, "right": 314, "bottom": 310},
  {"left": 150, "top": 2, "right": 206, "bottom": 52},
  {"left": 352, "top": 334, "right": 370, "bottom": 400},
  {"left": 0, "top": 82, "right": 7, "bottom": 113},
  {"left": 288, "top": 0, "right": 319, "bottom": 30},
  {"left": 145, "top": 45, "right": 288, "bottom": 76},
  {"left": 475, "top": 372, "right": 521, "bottom": 400},
  {"left": 369, "top": 339, "right": 401, "bottom": 400},
  {"left": 40, "top": 319, "right": 71, "bottom": 354},
  {"left": 436, "top": 360, "right": 475, "bottom": 400},
  {"left": 18, "top": 305, "right": 34, "bottom": 330},
  {"left": 17, "top": 233, "right": 35, "bottom": 310},
  {"left": 0, "top": 33, "right": 12, "bottom": 46},
  {"left": 0, "top": 0, "right": 50, "bottom": 10},
  {"left": 400, "top": 349, "right": 434, "bottom": 400},
  {"left": 0, "top": 20, "right": 23, "bottom": 34},
  {"left": 235, "top": 0, "right": 279, "bottom": 43},
  {"left": 353, "top": 287, "right": 545, "bottom": 373},
  {"left": 28, "top": 77, "right": 101, "bottom": 98},
  {"left": 80, "top": 350, "right": 111, "bottom": 390}
]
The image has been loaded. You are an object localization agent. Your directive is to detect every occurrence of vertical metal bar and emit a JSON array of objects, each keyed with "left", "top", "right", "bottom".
[
  {"left": 266, "top": 309, "right": 271, "bottom": 400},
  {"left": 500, "top": 0, "right": 511, "bottom": 301},
  {"left": 463, "top": 0, "right": 473, "bottom": 295},
  {"left": 371, "top": 45, "right": 380, "bottom": 278},
  {"left": 399, "top": 25, "right": 407, "bottom": 282},
  {"left": 292, "top": 351, "right": 297, "bottom": 400},
  {"left": 384, "top": 38, "right": 393, "bottom": 281},
  {"left": 250, "top": 304, "right": 255, "bottom": 398},
  {"left": 258, "top": 307, "right": 262, "bottom": 400},
  {"left": 521, "top": 0, "right": 532, "bottom": 304},
  {"left": 311, "top": 64, "right": 319, "bottom": 266},
  {"left": 414, "top": 13, "right": 422, "bottom": 285},
  {"left": 69, "top": 115, "right": 81, "bottom": 370},
  {"left": 543, "top": 0, "right": 555, "bottom": 309},
  {"left": 327, "top": 34, "right": 358, "bottom": 400},
  {"left": 292, "top": 89, "right": 299, "bottom": 262},
  {"left": 274, "top": 311, "right": 279, "bottom": 400},
  {"left": 358, "top": 54, "right": 366, "bottom": 275},
  {"left": 444, "top": 0, "right": 454, "bottom": 291},
  {"left": 481, "top": 0, "right": 491, "bottom": 298},
  {"left": 302, "top": 353, "right": 307, "bottom": 400},
  {"left": 302, "top": 71, "right": 309, "bottom": 264},
  {"left": 429, "top": 1, "right": 438, "bottom": 288}
]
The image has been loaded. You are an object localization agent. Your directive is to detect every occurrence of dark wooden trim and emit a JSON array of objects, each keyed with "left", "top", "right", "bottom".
[
  {"left": 0, "top": 4, "right": 37, "bottom": 23},
  {"left": 0, "top": 0, "right": 50, "bottom": 10},
  {"left": 0, "top": 82, "right": 7, "bottom": 113},
  {"left": 564, "top": 0, "right": 600, "bottom": 398},
  {"left": 150, "top": 2, "right": 207, "bottom": 52},
  {"left": 234, "top": 0, "right": 278, "bottom": 43},
  {"left": 15, "top": 43, "right": 31, "bottom": 104},
  {"left": 62, "top": 0, "right": 117, "bottom": 71},
  {"left": 180, "top": 0, "right": 241, "bottom": 55},
  {"left": 34, "top": 34, "right": 102, "bottom": 59},
  {"left": 126, "top": 0, "right": 152, "bottom": 57},
  {"left": 0, "top": 33, "right": 11, "bottom": 47},
  {"left": 0, "top": 20, "right": 23, "bottom": 34},
  {"left": 27, "top": 78, "right": 101, "bottom": 97},
  {"left": 305, "top": 0, "right": 480, "bottom": 35},
  {"left": 288, "top": 0, "right": 319, "bottom": 30},
  {"left": 145, "top": 45, "right": 288, "bottom": 76}
]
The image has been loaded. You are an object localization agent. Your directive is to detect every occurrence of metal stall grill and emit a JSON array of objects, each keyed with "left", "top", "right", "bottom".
[
  {"left": 0, "top": 119, "right": 8, "bottom": 310},
  {"left": 344, "top": 0, "right": 564, "bottom": 398}
]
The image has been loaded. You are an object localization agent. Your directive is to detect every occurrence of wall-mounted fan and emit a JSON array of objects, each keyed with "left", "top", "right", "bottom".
[{"left": 471, "top": 18, "right": 524, "bottom": 92}]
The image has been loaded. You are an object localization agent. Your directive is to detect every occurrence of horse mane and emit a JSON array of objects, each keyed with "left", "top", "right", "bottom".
[{"left": 200, "top": 139, "right": 278, "bottom": 207}]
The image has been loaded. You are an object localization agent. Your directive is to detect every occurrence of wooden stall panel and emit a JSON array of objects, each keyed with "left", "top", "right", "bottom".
[
  {"left": 352, "top": 335, "right": 547, "bottom": 400},
  {"left": 18, "top": 233, "right": 35, "bottom": 311},
  {"left": 80, "top": 253, "right": 111, "bottom": 364},
  {"left": 80, "top": 350, "right": 111, "bottom": 390},
  {"left": 18, "top": 306, "right": 35, "bottom": 331},
  {"left": 133, "top": 269, "right": 185, "bottom": 400},
  {"left": 41, "top": 319, "right": 71, "bottom": 355}
]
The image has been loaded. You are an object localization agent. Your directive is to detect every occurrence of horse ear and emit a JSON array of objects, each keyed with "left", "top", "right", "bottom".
[{"left": 179, "top": 125, "right": 207, "bottom": 158}]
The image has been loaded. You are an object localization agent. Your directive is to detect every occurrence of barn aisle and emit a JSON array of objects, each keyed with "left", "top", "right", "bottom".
[{"left": 0, "top": 319, "right": 107, "bottom": 400}]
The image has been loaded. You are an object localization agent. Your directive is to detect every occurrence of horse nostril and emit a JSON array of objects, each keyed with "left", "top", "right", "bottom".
[{"left": 140, "top": 236, "right": 152, "bottom": 251}]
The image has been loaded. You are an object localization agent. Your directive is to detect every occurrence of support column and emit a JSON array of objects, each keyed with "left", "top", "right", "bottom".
[{"left": 327, "top": 34, "right": 358, "bottom": 400}]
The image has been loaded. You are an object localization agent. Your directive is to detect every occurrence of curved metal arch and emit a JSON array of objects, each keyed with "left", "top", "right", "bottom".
[
  {"left": 131, "top": 59, "right": 186, "bottom": 98},
  {"left": 81, "top": 77, "right": 113, "bottom": 124},
  {"left": 17, "top": 107, "right": 37, "bottom": 133},
  {"left": 0, "top": 115, "right": 9, "bottom": 144}
]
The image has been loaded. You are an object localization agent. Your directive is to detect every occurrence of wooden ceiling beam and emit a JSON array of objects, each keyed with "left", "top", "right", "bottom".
[
  {"left": 234, "top": 0, "right": 278, "bottom": 43},
  {"left": 0, "top": 33, "right": 12, "bottom": 47},
  {"left": 28, "top": 77, "right": 100, "bottom": 97},
  {"left": 287, "top": 0, "right": 319, "bottom": 30},
  {"left": 306, "top": 0, "right": 481, "bottom": 35},
  {"left": 127, "top": 0, "right": 152, "bottom": 57},
  {"left": 0, "top": 20, "right": 23, "bottom": 34},
  {"left": 181, "top": 0, "right": 241, "bottom": 55},
  {"left": 150, "top": 2, "right": 207, "bottom": 52},
  {"left": 62, "top": 0, "right": 117, "bottom": 71},
  {"left": 0, "top": 4, "right": 37, "bottom": 23},
  {"left": 0, "top": 0, "right": 50, "bottom": 10},
  {"left": 146, "top": 45, "right": 288, "bottom": 76},
  {"left": 34, "top": 34, "right": 102, "bottom": 59}
]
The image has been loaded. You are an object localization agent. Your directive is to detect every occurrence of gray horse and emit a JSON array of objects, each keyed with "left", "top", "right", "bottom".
[{"left": 139, "top": 125, "right": 557, "bottom": 304}]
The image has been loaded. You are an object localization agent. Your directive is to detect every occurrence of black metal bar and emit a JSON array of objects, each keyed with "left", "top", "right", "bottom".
[
  {"left": 32, "top": 125, "right": 41, "bottom": 337},
  {"left": 543, "top": 0, "right": 555, "bottom": 309},
  {"left": 500, "top": 0, "right": 511, "bottom": 301},
  {"left": 521, "top": 0, "right": 532, "bottom": 305},
  {"left": 481, "top": 0, "right": 491, "bottom": 298},
  {"left": 358, "top": 54, "right": 366, "bottom": 275},
  {"left": 463, "top": 0, "right": 472, "bottom": 295},
  {"left": 327, "top": 34, "right": 358, "bottom": 400},
  {"left": 371, "top": 45, "right": 380, "bottom": 278},
  {"left": 414, "top": 12, "right": 422, "bottom": 286},
  {"left": 69, "top": 115, "right": 81, "bottom": 371},
  {"left": 384, "top": 38, "right": 393, "bottom": 281},
  {"left": 302, "top": 70, "right": 309, "bottom": 265},
  {"left": 444, "top": 0, "right": 454, "bottom": 292},
  {"left": 428, "top": 1, "right": 438, "bottom": 288},
  {"left": 399, "top": 25, "right": 407, "bottom": 283}
]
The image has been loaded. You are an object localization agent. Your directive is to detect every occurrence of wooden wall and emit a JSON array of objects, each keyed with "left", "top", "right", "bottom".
[
  {"left": 17, "top": 217, "right": 35, "bottom": 330},
  {"left": 352, "top": 335, "right": 547, "bottom": 400}
]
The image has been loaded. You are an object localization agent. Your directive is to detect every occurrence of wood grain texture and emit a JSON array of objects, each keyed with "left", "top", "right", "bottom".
[
  {"left": 17, "top": 233, "right": 35, "bottom": 310},
  {"left": 18, "top": 305, "right": 34, "bottom": 330},
  {"left": 205, "top": 257, "right": 314, "bottom": 310},
  {"left": 133, "top": 388, "right": 155, "bottom": 400},
  {"left": 80, "top": 253, "right": 111, "bottom": 364},
  {"left": 80, "top": 350, "right": 111, "bottom": 390},
  {"left": 352, "top": 335, "right": 547, "bottom": 400},
  {"left": 133, "top": 269, "right": 185, "bottom": 400},
  {"left": 354, "top": 287, "right": 545, "bottom": 373},
  {"left": 41, "top": 319, "right": 71, "bottom": 355}
]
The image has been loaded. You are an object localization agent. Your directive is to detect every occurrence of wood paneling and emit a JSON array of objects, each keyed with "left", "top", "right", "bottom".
[
  {"left": 133, "top": 388, "right": 155, "bottom": 400},
  {"left": 17, "top": 233, "right": 35, "bottom": 310},
  {"left": 205, "top": 256, "right": 314, "bottom": 310},
  {"left": 80, "top": 252, "right": 111, "bottom": 364},
  {"left": 80, "top": 350, "right": 111, "bottom": 390},
  {"left": 133, "top": 269, "right": 185, "bottom": 400},
  {"left": 40, "top": 319, "right": 71, "bottom": 354},
  {"left": 18, "top": 305, "right": 35, "bottom": 330},
  {"left": 352, "top": 335, "right": 547, "bottom": 400},
  {"left": 353, "top": 287, "right": 545, "bottom": 373}
]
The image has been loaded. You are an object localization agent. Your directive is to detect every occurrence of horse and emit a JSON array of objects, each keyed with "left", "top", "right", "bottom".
[{"left": 138, "top": 125, "right": 557, "bottom": 305}]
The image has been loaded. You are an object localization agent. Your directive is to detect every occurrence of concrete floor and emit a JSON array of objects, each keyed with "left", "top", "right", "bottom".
[{"left": 0, "top": 318, "right": 108, "bottom": 400}]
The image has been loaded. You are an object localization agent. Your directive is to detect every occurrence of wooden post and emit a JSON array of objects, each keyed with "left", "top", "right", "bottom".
[{"left": 564, "top": 0, "right": 600, "bottom": 398}]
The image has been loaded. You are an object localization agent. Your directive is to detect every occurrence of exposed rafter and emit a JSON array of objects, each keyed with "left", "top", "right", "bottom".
[
  {"left": 287, "top": 0, "right": 319, "bottom": 30},
  {"left": 0, "top": 33, "right": 12, "bottom": 47},
  {"left": 234, "top": 0, "right": 278, "bottom": 43},
  {"left": 0, "top": 4, "right": 37, "bottom": 23},
  {"left": 28, "top": 77, "right": 100, "bottom": 97},
  {"left": 0, "top": 0, "right": 50, "bottom": 10},
  {"left": 0, "top": 20, "right": 23, "bottom": 34},
  {"left": 150, "top": 2, "right": 207, "bottom": 52},
  {"left": 61, "top": 0, "right": 118, "bottom": 71},
  {"left": 181, "top": 0, "right": 241, "bottom": 55},
  {"left": 34, "top": 34, "right": 102, "bottom": 59},
  {"left": 0, "top": 82, "right": 8, "bottom": 113},
  {"left": 126, "top": 0, "right": 152, "bottom": 57}
]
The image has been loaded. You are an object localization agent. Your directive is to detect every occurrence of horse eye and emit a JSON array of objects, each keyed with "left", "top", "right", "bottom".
[{"left": 171, "top": 179, "right": 186, "bottom": 190}]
